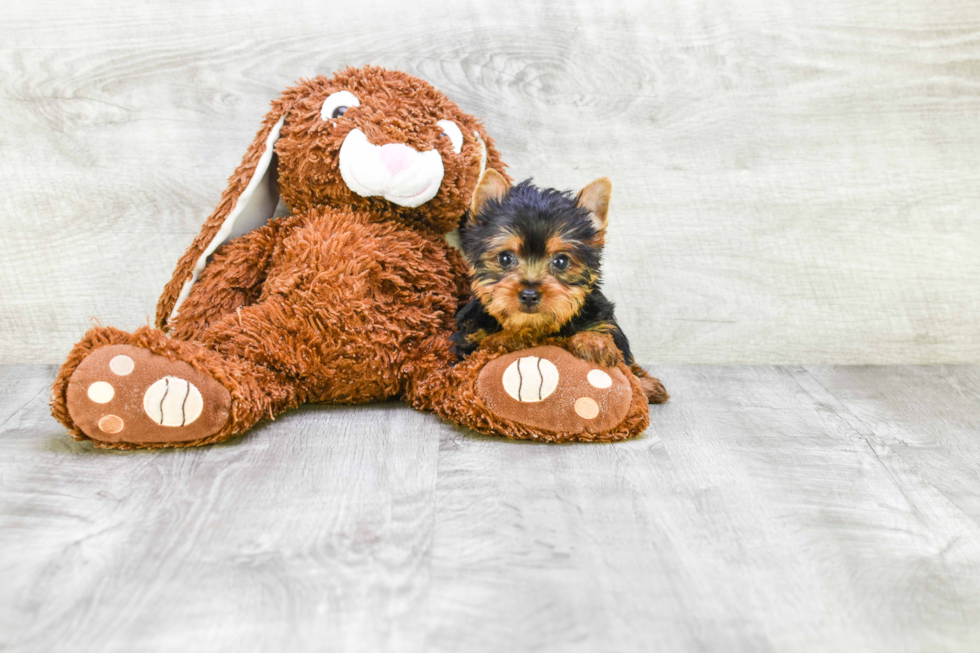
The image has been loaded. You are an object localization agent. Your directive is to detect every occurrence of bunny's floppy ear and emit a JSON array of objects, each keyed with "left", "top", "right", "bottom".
[{"left": 155, "top": 102, "right": 292, "bottom": 330}]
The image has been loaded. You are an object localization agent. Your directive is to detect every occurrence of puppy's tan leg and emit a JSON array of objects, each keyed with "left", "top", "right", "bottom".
[
  {"left": 630, "top": 364, "right": 670, "bottom": 404},
  {"left": 567, "top": 331, "right": 622, "bottom": 368},
  {"left": 479, "top": 330, "right": 538, "bottom": 354}
]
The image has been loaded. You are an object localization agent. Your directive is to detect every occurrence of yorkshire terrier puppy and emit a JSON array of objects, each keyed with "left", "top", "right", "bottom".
[{"left": 452, "top": 170, "right": 668, "bottom": 403}]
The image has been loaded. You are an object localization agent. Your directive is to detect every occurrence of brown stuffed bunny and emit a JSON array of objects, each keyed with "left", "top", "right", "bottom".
[{"left": 50, "top": 66, "right": 650, "bottom": 448}]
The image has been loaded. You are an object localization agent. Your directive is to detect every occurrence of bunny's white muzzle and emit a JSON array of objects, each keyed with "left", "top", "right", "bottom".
[{"left": 339, "top": 129, "right": 444, "bottom": 208}]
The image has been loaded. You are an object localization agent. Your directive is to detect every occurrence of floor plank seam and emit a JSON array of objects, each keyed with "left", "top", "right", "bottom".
[
  {"left": 0, "top": 384, "right": 50, "bottom": 430},
  {"left": 794, "top": 367, "right": 877, "bottom": 436},
  {"left": 798, "top": 366, "right": 980, "bottom": 530}
]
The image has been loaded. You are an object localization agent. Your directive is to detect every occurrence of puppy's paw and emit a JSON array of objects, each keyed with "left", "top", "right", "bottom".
[
  {"left": 639, "top": 375, "right": 670, "bottom": 404},
  {"left": 567, "top": 331, "right": 622, "bottom": 368},
  {"left": 480, "top": 331, "right": 533, "bottom": 353},
  {"left": 629, "top": 364, "right": 670, "bottom": 404}
]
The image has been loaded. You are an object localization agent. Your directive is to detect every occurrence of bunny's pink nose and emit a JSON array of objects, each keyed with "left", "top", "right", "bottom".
[{"left": 378, "top": 143, "right": 416, "bottom": 175}]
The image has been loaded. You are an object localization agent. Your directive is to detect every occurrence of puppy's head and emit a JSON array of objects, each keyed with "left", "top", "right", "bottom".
[{"left": 461, "top": 171, "right": 611, "bottom": 334}]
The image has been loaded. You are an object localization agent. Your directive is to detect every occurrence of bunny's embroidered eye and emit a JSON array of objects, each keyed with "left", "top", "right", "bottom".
[
  {"left": 321, "top": 90, "right": 360, "bottom": 121},
  {"left": 437, "top": 120, "right": 463, "bottom": 154}
]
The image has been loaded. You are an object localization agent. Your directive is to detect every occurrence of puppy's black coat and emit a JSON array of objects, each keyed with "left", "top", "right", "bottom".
[{"left": 452, "top": 179, "right": 634, "bottom": 363}]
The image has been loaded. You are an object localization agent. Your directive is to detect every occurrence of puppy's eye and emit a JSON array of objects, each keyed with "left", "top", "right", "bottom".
[
  {"left": 497, "top": 251, "right": 516, "bottom": 268},
  {"left": 321, "top": 90, "right": 360, "bottom": 121},
  {"left": 437, "top": 120, "right": 463, "bottom": 154},
  {"left": 551, "top": 254, "right": 571, "bottom": 271}
]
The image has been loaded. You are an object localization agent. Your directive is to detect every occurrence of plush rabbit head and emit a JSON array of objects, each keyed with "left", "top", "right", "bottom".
[
  {"left": 157, "top": 66, "right": 507, "bottom": 328},
  {"left": 277, "top": 66, "right": 505, "bottom": 226}
]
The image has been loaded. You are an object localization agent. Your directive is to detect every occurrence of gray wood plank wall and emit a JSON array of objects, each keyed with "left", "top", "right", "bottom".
[{"left": 3, "top": 0, "right": 979, "bottom": 365}]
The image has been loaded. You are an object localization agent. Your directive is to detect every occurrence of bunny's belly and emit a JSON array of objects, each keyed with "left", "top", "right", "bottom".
[{"left": 253, "top": 206, "right": 460, "bottom": 401}]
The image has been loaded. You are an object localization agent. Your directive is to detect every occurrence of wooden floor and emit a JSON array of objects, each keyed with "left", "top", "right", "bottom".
[{"left": 1, "top": 365, "right": 979, "bottom": 652}]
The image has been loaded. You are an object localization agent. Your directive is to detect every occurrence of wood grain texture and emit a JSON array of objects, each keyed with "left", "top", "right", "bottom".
[
  {"left": 803, "top": 365, "right": 980, "bottom": 522},
  {"left": 2, "top": 0, "right": 980, "bottom": 365},
  {"left": 0, "top": 393, "right": 441, "bottom": 652},
  {"left": 2, "top": 363, "right": 980, "bottom": 652}
]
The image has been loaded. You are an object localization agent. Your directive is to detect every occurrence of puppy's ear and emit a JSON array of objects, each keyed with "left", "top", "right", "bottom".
[
  {"left": 468, "top": 169, "right": 511, "bottom": 224},
  {"left": 576, "top": 177, "right": 612, "bottom": 235}
]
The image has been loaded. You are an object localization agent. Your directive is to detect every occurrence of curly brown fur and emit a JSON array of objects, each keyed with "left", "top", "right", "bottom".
[
  {"left": 52, "top": 66, "right": 654, "bottom": 448},
  {"left": 157, "top": 66, "right": 507, "bottom": 333}
]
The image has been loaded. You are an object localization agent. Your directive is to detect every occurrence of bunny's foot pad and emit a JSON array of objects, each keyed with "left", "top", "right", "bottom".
[
  {"left": 476, "top": 345, "right": 632, "bottom": 435},
  {"left": 66, "top": 345, "right": 231, "bottom": 444}
]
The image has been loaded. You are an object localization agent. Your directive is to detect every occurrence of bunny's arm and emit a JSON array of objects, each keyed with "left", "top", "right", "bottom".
[{"left": 164, "top": 215, "right": 298, "bottom": 342}]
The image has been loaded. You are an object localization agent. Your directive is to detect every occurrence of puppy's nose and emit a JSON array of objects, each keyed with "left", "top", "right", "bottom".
[
  {"left": 378, "top": 143, "right": 416, "bottom": 175},
  {"left": 519, "top": 287, "right": 542, "bottom": 306}
]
